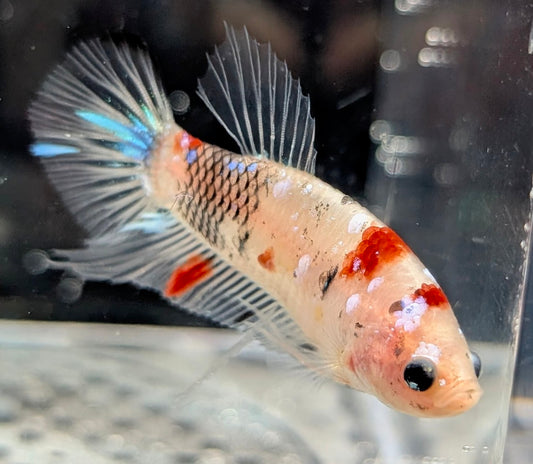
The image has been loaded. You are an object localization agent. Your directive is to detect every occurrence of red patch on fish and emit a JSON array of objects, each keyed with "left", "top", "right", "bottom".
[
  {"left": 172, "top": 131, "right": 203, "bottom": 153},
  {"left": 413, "top": 283, "right": 448, "bottom": 307},
  {"left": 165, "top": 255, "right": 212, "bottom": 297},
  {"left": 188, "top": 135, "right": 202, "bottom": 150},
  {"left": 340, "top": 226, "right": 409, "bottom": 279},
  {"left": 258, "top": 247, "right": 275, "bottom": 271}
]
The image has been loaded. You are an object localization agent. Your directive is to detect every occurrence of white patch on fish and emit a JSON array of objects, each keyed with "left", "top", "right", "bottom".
[
  {"left": 414, "top": 341, "right": 441, "bottom": 363},
  {"left": 302, "top": 183, "right": 313, "bottom": 194},
  {"left": 345, "top": 293, "right": 360, "bottom": 315},
  {"left": 394, "top": 296, "right": 428, "bottom": 332},
  {"left": 367, "top": 276, "right": 384, "bottom": 293},
  {"left": 273, "top": 178, "right": 291, "bottom": 198},
  {"left": 348, "top": 212, "right": 370, "bottom": 234},
  {"left": 294, "top": 254, "right": 311, "bottom": 279}
]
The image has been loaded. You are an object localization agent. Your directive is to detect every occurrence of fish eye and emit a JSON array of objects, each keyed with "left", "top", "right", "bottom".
[
  {"left": 470, "top": 351, "right": 482, "bottom": 378},
  {"left": 403, "top": 358, "right": 435, "bottom": 392}
]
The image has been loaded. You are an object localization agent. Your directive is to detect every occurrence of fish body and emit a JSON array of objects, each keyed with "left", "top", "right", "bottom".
[{"left": 29, "top": 26, "right": 481, "bottom": 417}]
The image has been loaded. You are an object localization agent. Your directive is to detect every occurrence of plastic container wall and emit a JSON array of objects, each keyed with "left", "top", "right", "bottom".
[
  {"left": 366, "top": 1, "right": 533, "bottom": 462},
  {"left": 0, "top": 1, "right": 532, "bottom": 463}
]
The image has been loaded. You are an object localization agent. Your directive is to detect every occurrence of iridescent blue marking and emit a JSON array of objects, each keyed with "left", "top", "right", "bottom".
[
  {"left": 76, "top": 111, "right": 150, "bottom": 152},
  {"left": 31, "top": 143, "right": 80, "bottom": 157},
  {"left": 126, "top": 113, "right": 155, "bottom": 147},
  {"left": 141, "top": 103, "right": 159, "bottom": 130},
  {"left": 247, "top": 162, "right": 258, "bottom": 173},
  {"left": 237, "top": 162, "right": 245, "bottom": 174},
  {"left": 114, "top": 143, "right": 147, "bottom": 161},
  {"left": 186, "top": 150, "right": 197, "bottom": 164},
  {"left": 120, "top": 212, "right": 174, "bottom": 234},
  {"left": 228, "top": 160, "right": 238, "bottom": 171}
]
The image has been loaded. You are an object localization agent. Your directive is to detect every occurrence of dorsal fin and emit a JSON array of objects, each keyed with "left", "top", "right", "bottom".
[{"left": 197, "top": 24, "right": 317, "bottom": 174}]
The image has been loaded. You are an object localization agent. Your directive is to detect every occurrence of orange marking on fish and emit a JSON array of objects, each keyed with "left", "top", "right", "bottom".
[
  {"left": 165, "top": 255, "right": 212, "bottom": 297},
  {"left": 257, "top": 247, "right": 275, "bottom": 271},
  {"left": 413, "top": 283, "right": 448, "bottom": 307},
  {"left": 172, "top": 132, "right": 183, "bottom": 153},
  {"left": 340, "top": 226, "right": 409, "bottom": 279}
]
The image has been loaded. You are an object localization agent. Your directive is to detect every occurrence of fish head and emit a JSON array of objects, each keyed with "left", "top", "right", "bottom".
[{"left": 342, "top": 271, "right": 482, "bottom": 417}]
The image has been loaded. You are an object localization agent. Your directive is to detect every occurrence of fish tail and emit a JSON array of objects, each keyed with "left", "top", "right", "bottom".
[{"left": 29, "top": 38, "right": 175, "bottom": 237}]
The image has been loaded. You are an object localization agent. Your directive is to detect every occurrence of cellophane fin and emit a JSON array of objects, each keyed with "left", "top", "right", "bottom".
[
  {"left": 29, "top": 39, "right": 173, "bottom": 237},
  {"left": 47, "top": 221, "right": 320, "bottom": 367},
  {"left": 197, "top": 24, "right": 317, "bottom": 174}
]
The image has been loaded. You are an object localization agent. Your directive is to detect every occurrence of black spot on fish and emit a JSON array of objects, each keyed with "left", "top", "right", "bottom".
[
  {"left": 354, "top": 322, "right": 363, "bottom": 329},
  {"left": 341, "top": 195, "right": 352, "bottom": 205},
  {"left": 238, "top": 230, "right": 250, "bottom": 254},
  {"left": 389, "top": 300, "right": 403, "bottom": 314},
  {"left": 319, "top": 265, "right": 338, "bottom": 298},
  {"left": 300, "top": 342, "right": 318, "bottom": 352}
]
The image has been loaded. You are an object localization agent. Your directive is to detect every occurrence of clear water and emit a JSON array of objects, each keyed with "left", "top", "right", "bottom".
[{"left": 1, "top": 1, "right": 532, "bottom": 463}]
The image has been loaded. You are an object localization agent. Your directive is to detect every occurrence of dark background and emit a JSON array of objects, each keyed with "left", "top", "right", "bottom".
[{"left": 0, "top": 0, "right": 531, "bottom": 396}]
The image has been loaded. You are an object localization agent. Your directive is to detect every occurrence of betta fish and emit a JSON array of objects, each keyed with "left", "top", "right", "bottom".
[{"left": 28, "top": 25, "right": 481, "bottom": 417}]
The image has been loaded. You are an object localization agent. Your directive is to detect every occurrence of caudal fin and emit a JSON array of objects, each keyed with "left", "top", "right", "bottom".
[{"left": 29, "top": 39, "right": 174, "bottom": 237}]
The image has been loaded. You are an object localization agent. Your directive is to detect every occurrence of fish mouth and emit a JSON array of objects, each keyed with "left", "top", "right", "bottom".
[{"left": 433, "top": 380, "right": 483, "bottom": 414}]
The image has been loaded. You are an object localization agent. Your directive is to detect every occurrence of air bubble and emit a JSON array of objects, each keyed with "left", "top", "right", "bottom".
[
  {"left": 395, "top": 0, "right": 433, "bottom": 14},
  {"left": 169, "top": 90, "right": 191, "bottom": 115},
  {"left": 425, "top": 26, "right": 459, "bottom": 46},
  {"left": 379, "top": 49, "right": 401, "bottom": 72},
  {"left": 0, "top": 0, "right": 14, "bottom": 22},
  {"left": 23, "top": 249, "right": 50, "bottom": 275},
  {"left": 56, "top": 276, "right": 83, "bottom": 303},
  {"left": 384, "top": 158, "right": 416, "bottom": 177},
  {"left": 369, "top": 120, "right": 392, "bottom": 143},
  {"left": 418, "top": 47, "right": 455, "bottom": 67}
]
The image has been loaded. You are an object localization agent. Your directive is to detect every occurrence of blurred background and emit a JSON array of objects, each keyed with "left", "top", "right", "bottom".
[{"left": 0, "top": 0, "right": 532, "bottom": 463}]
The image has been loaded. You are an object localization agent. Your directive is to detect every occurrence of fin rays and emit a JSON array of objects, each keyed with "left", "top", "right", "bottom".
[
  {"left": 197, "top": 24, "right": 316, "bottom": 173},
  {"left": 29, "top": 39, "right": 173, "bottom": 236}
]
